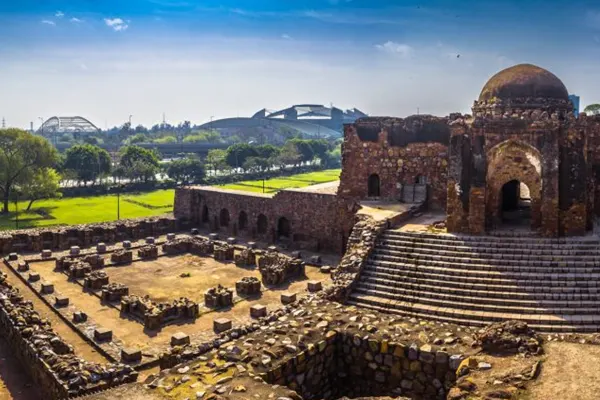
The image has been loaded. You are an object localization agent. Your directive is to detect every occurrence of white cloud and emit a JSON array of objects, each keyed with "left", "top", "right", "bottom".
[
  {"left": 281, "top": 34, "right": 292, "bottom": 40},
  {"left": 70, "top": 17, "right": 82, "bottom": 23},
  {"left": 41, "top": 20, "right": 56, "bottom": 26},
  {"left": 375, "top": 41, "right": 413, "bottom": 57},
  {"left": 55, "top": 11, "right": 64, "bottom": 18},
  {"left": 104, "top": 18, "right": 129, "bottom": 31}
]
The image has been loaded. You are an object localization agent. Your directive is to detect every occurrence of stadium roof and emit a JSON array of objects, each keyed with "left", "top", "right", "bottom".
[{"left": 37, "top": 116, "right": 100, "bottom": 134}]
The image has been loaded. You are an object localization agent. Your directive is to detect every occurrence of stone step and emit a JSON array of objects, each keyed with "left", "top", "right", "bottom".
[
  {"left": 348, "top": 293, "right": 600, "bottom": 328},
  {"left": 367, "top": 258, "right": 600, "bottom": 281},
  {"left": 377, "top": 240, "right": 600, "bottom": 257},
  {"left": 353, "top": 284, "right": 600, "bottom": 315},
  {"left": 372, "top": 248, "right": 600, "bottom": 267},
  {"left": 361, "top": 268, "right": 600, "bottom": 293},
  {"left": 345, "top": 298, "right": 600, "bottom": 333},
  {"left": 362, "top": 264, "right": 600, "bottom": 288},
  {"left": 355, "top": 278, "right": 600, "bottom": 307},
  {"left": 359, "top": 274, "right": 600, "bottom": 301},
  {"left": 384, "top": 230, "right": 600, "bottom": 246}
]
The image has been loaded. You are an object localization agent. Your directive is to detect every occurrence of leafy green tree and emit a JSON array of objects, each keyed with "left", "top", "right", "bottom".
[
  {"left": 584, "top": 104, "right": 600, "bottom": 115},
  {"left": 308, "top": 139, "right": 329, "bottom": 160},
  {"left": 243, "top": 156, "right": 271, "bottom": 173},
  {"left": 275, "top": 142, "right": 302, "bottom": 169},
  {"left": 225, "top": 143, "right": 258, "bottom": 170},
  {"left": 64, "top": 144, "right": 112, "bottom": 185},
  {"left": 205, "top": 149, "right": 227, "bottom": 175},
  {"left": 256, "top": 144, "right": 279, "bottom": 160},
  {"left": 0, "top": 128, "right": 58, "bottom": 213},
  {"left": 22, "top": 168, "right": 62, "bottom": 211},
  {"left": 119, "top": 145, "right": 160, "bottom": 182},
  {"left": 166, "top": 157, "right": 206, "bottom": 183},
  {"left": 287, "top": 139, "right": 314, "bottom": 163},
  {"left": 126, "top": 133, "right": 149, "bottom": 145},
  {"left": 154, "top": 136, "right": 177, "bottom": 144}
]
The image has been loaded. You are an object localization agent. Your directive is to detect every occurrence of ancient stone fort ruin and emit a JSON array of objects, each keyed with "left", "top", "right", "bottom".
[{"left": 1, "top": 63, "right": 600, "bottom": 400}]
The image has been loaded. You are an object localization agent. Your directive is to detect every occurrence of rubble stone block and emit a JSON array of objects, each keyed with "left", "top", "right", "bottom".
[
  {"left": 320, "top": 265, "right": 332, "bottom": 274},
  {"left": 209, "top": 233, "right": 219, "bottom": 240},
  {"left": 73, "top": 311, "right": 88, "bottom": 323},
  {"left": 227, "top": 237, "right": 237, "bottom": 244},
  {"left": 307, "top": 280, "right": 323, "bottom": 292},
  {"left": 121, "top": 348, "right": 142, "bottom": 362},
  {"left": 267, "top": 246, "right": 277, "bottom": 252},
  {"left": 41, "top": 249, "right": 52, "bottom": 258},
  {"left": 281, "top": 292, "right": 297, "bottom": 304},
  {"left": 8, "top": 253, "right": 18, "bottom": 261},
  {"left": 17, "top": 261, "right": 29, "bottom": 272},
  {"left": 55, "top": 296, "right": 69, "bottom": 307},
  {"left": 167, "top": 233, "right": 176, "bottom": 241},
  {"left": 28, "top": 272, "right": 40, "bottom": 282},
  {"left": 122, "top": 240, "right": 132, "bottom": 249},
  {"left": 247, "top": 242, "right": 257, "bottom": 249},
  {"left": 250, "top": 304, "right": 267, "bottom": 318},
  {"left": 145, "top": 236, "right": 155, "bottom": 244},
  {"left": 97, "top": 243, "right": 107, "bottom": 253},
  {"left": 310, "top": 255, "right": 322, "bottom": 265},
  {"left": 41, "top": 282, "right": 54, "bottom": 294},
  {"left": 214, "top": 318, "right": 232, "bottom": 333},
  {"left": 70, "top": 246, "right": 81, "bottom": 256},
  {"left": 291, "top": 251, "right": 302, "bottom": 259},
  {"left": 171, "top": 332, "right": 191, "bottom": 346},
  {"left": 94, "top": 328, "right": 113, "bottom": 341},
  {"left": 191, "top": 228, "right": 199, "bottom": 235}
]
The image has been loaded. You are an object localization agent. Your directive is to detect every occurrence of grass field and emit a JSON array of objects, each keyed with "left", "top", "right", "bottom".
[
  {"left": 0, "top": 190, "right": 175, "bottom": 230},
  {"left": 219, "top": 169, "right": 341, "bottom": 193}
]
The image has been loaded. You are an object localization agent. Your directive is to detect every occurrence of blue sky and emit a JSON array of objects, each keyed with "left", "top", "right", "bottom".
[{"left": 1, "top": 0, "right": 600, "bottom": 129}]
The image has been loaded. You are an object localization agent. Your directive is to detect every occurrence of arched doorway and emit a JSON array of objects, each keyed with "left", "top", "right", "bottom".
[
  {"left": 257, "top": 214, "right": 268, "bottom": 234},
  {"left": 277, "top": 217, "right": 291, "bottom": 238},
  {"left": 238, "top": 211, "right": 248, "bottom": 231},
  {"left": 219, "top": 209, "right": 230, "bottom": 227},
  {"left": 500, "top": 180, "right": 532, "bottom": 226},
  {"left": 201, "top": 205, "right": 209, "bottom": 223},
  {"left": 368, "top": 174, "right": 380, "bottom": 197}
]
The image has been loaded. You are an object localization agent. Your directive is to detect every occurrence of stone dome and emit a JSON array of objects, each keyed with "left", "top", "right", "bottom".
[{"left": 479, "top": 64, "right": 568, "bottom": 102}]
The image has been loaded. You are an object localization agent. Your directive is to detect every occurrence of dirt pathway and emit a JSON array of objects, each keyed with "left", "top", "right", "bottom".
[{"left": 528, "top": 341, "right": 600, "bottom": 400}]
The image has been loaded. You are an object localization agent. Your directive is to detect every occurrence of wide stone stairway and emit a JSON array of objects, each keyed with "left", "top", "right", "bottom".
[{"left": 348, "top": 229, "right": 600, "bottom": 332}]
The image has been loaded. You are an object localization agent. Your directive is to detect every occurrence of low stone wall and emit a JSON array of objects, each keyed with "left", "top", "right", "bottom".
[
  {"left": 120, "top": 295, "right": 199, "bottom": 330},
  {"left": 0, "top": 216, "right": 178, "bottom": 255},
  {"left": 258, "top": 252, "right": 305, "bottom": 285},
  {"left": 0, "top": 270, "right": 138, "bottom": 399}
]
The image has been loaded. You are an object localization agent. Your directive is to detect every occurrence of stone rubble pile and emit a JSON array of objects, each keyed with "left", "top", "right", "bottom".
[
  {"left": 473, "top": 321, "right": 543, "bottom": 356},
  {"left": 137, "top": 245, "right": 159, "bottom": 260},
  {"left": 234, "top": 248, "right": 256, "bottom": 267},
  {"left": 204, "top": 285, "right": 234, "bottom": 308},
  {"left": 0, "top": 271, "right": 137, "bottom": 398},
  {"left": 258, "top": 252, "right": 305, "bottom": 285},
  {"left": 214, "top": 243, "right": 235, "bottom": 261},
  {"left": 110, "top": 249, "right": 133, "bottom": 265},
  {"left": 101, "top": 282, "right": 129, "bottom": 302},
  {"left": 235, "top": 277, "right": 261, "bottom": 296},
  {"left": 81, "top": 254, "right": 105, "bottom": 268},
  {"left": 83, "top": 270, "right": 109, "bottom": 290},
  {"left": 68, "top": 261, "right": 92, "bottom": 279},
  {"left": 121, "top": 294, "right": 199, "bottom": 330}
]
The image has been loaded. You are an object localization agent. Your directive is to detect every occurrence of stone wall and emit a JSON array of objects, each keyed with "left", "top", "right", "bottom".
[
  {"left": 173, "top": 186, "right": 356, "bottom": 254},
  {"left": 0, "top": 216, "right": 178, "bottom": 255},
  {"left": 338, "top": 116, "right": 450, "bottom": 210}
]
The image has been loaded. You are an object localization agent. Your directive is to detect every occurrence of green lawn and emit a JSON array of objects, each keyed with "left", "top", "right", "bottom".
[
  {"left": 0, "top": 190, "right": 175, "bottom": 230},
  {"left": 219, "top": 169, "right": 341, "bottom": 193}
]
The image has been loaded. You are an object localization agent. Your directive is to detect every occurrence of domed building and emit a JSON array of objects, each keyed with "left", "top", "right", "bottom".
[{"left": 338, "top": 63, "right": 600, "bottom": 237}]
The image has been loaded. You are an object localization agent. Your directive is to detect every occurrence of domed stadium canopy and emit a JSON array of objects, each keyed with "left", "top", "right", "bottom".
[{"left": 37, "top": 116, "right": 100, "bottom": 134}]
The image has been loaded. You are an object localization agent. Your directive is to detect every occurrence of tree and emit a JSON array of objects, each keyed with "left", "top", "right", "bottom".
[
  {"left": 119, "top": 145, "right": 160, "bottom": 182},
  {"left": 126, "top": 133, "right": 149, "bottom": 145},
  {"left": 584, "top": 104, "right": 600, "bottom": 115},
  {"left": 64, "top": 144, "right": 112, "bottom": 185},
  {"left": 154, "top": 136, "right": 177, "bottom": 144},
  {"left": 225, "top": 143, "right": 258, "bottom": 170},
  {"left": 275, "top": 142, "right": 301, "bottom": 169},
  {"left": 22, "top": 168, "right": 61, "bottom": 211},
  {"left": 307, "top": 139, "right": 329, "bottom": 161},
  {"left": 243, "top": 156, "right": 271, "bottom": 173},
  {"left": 205, "top": 149, "right": 227, "bottom": 175},
  {"left": 0, "top": 128, "right": 58, "bottom": 213},
  {"left": 287, "top": 139, "right": 314, "bottom": 164},
  {"left": 166, "top": 157, "right": 206, "bottom": 183}
]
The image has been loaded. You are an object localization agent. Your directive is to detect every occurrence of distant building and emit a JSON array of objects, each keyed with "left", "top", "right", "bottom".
[{"left": 569, "top": 94, "right": 580, "bottom": 117}]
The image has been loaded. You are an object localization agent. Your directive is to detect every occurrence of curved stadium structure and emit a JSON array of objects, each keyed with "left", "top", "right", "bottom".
[
  {"left": 37, "top": 116, "right": 100, "bottom": 135},
  {"left": 199, "top": 104, "right": 367, "bottom": 139}
]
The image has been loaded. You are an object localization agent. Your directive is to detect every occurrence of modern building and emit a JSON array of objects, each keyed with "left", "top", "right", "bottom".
[
  {"left": 37, "top": 116, "right": 100, "bottom": 135},
  {"left": 569, "top": 94, "right": 580, "bottom": 117},
  {"left": 198, "top": 104, "right": 367, "bottom": 140}
]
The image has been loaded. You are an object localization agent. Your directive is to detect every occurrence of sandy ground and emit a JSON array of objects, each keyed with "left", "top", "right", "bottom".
[
  {"left": 0, "top": 337, "right": 40, "bottom": 400},
  {"left": 29, "top": 255, "right": 331, "bottom": 354},
  {"left": 527, "top": 341, "right": 600, "bottom": 400}
]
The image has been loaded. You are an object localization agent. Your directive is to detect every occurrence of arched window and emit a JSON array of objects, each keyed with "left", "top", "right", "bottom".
[
  {"left": 219, "top": 209, "right": 230, "bottom": 227},
  {"left": 201, "top": 205, "right": 209, "bottom": 223},
  {"left": 277, "top": 217, "right": 291, "bottom": 238},
  {"left": 368, "top": 174, "right": 380, "bottom": 197},
  {"left": 257, "top": 214, "right": 268, "bottom": 234},
  {"left": 238, "top": 211, "right": 248, "bottom": 230}
]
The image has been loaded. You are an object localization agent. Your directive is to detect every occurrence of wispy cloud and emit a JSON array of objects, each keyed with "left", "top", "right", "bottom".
[
  {"left": 229, "top": 7, "right": 402, "bottom": 25},
  {"left": 70, "top": 17, "right": 82, "bottom": 23},
  {"left": 375, "top": 41, "right": 413, "bottom": 57},
  {"left": 104, "top": 18, "right": 129, "bottom": 31},
  {"left": 281, "top": 34, "right": 292, "bottom": 40},
  {"left": 55, "top": 11, "right": 64, "bottom": 18},
  {"left": 41, "top": 20, "right": 56, "bottom": 26}
]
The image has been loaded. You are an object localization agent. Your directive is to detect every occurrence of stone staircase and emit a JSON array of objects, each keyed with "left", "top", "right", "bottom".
[{"left": 347, "top": 229, "right": 600, "bottom": 332}]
